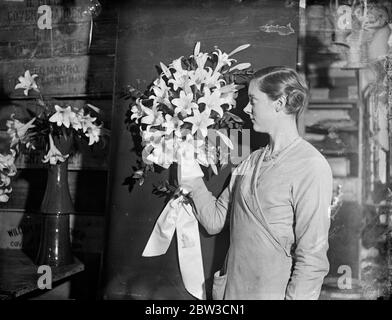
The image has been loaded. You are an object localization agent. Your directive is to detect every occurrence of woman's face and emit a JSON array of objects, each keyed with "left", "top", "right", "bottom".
[{"left": 244, "top": 80, "right": 278, "bottom": 133}]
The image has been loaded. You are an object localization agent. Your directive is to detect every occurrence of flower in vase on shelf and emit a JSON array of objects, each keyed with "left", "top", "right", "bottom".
[
  {"left": 0, "top": 70, "right": 108, "bottom": 202},
  {"left": 124, "top": 41, "right": 252, "bottom": 299},
  {"left": 4, "top": 70, "right": 108, "bottom": 197},
  {"left": 5, "top": 70, "right": 109, "bottom": 267},
  {"left": 0, "top": 150, "right": 16, "bottom": 203}
]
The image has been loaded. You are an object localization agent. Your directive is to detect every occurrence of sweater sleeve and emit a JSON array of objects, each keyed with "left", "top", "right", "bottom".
[
  {"left": 285, "top": 157, "right": 333, "bottom": 300},
  {"left": 189, "top": 177, "right": 231, "bottom": 235},
  {"left": 187, "top": 152, "right": 255, "bottom": 234}
]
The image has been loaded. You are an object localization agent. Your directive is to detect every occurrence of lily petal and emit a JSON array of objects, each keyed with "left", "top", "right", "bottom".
[
  {"left": 229, "top": 63, "right": 251, "bottom": 72},
  {"left": 194, "top": 41, "right": 201, "bottom": 56},
  {"left": 228, "top": 44, "right": 250, "bottom": 57}
]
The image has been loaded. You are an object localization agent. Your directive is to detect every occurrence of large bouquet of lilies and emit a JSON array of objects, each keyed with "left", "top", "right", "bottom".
[
  {"left": 128, "top": 42, "right": 251, "bottom": 183},
  {"left": 2, "top": 70, "right": 106, "bottom": 201}
]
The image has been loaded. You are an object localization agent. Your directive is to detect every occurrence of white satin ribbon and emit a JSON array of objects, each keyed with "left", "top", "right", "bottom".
[{"left": 142, "top": 195, "right": 206, "bottom": 300}]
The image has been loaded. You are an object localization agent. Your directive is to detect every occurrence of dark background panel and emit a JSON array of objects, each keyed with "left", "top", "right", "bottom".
[{"left": 103, "top": 0, "right": 299, "bottom": 299}]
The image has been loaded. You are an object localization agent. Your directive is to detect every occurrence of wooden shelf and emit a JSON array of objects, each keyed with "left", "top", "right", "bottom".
[{"left": 0, "top": 249, "right": 84, "bottom": 300}]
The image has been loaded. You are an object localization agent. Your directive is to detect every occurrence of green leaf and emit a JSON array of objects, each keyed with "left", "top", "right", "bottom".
[{"left": 225, "top": 111, "right": 244, "bottom": 123}]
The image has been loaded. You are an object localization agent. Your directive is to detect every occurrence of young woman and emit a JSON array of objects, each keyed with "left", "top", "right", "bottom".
[{"left": 181, "top": 66, "right": 333, "bottom": 300}]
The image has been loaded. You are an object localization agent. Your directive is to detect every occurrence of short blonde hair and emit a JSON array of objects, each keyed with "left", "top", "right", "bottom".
[{"left": 251, "top": 66, "right": 309, "bottom": 118}]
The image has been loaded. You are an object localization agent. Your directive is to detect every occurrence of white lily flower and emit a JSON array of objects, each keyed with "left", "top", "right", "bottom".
[
  {"left": 218, "top": 83, "right": 238, "bottom": 94},
  {"left": 141, "top": 126, "right": 166, "bottom": 146},
  {"left": 171, "top": 90, "right": 198, "bottom": 116},
  {"left": 204, "top": 68, "right": 225, "bottom": 89},
  {"left": 217, "top": 83, "right": 240, "bottom": 108},
  {"left": 169, "top": 57, "right": 187, "bottom": 75},
  {"left": 0, "top": 150, "right": 17, "bottom": 177},
  {"left": 191, "top": 42, "right": 209, "bottom": 69},
  {"left": 197, "top": 87, "right": 224, "bottom": 117},
  {"left": 162, "top": 114, "right": 183, "bottom": 137},
  {"left": 213, "top": 49, "right": 236, "bottom": 71},
  {"left": 0, "top": 174, "right": 11, "bottom": 187},
  {"left": 75, "top": 109, "right": 97, "bottom": 133},
  {"left": 188, "top": 67, "right": 210, "bottom": 89},
  {"left": 168, "top": 72, "right": 190, "bottom": 92},
  {"left": 130, "top": 99, "right": 144, "bottom": 122},
  {"left": 71, "top": 109, "right": 84, "bottom": 131},
  {"left": 183, "top": 109, "right": 215, "bottom": 137},
  {"left": 0, "top": 187, "right": 12, "bottom": 203},
  {"left": 140, "top": 101, "right": 164, "bottom": 127},
  {"left": 212, "top": 44, "right": 250, "bottom": 73},
  {"left": 49, "top": 105, "right": 77, "bottom": 128},
  {"left": 193, "top": 52, "right": 209, "bottom": 69},
  {"left": 221, "top": 91, "right": 237, "bottom": 109},
  {"left": 15, "top": 70, "right": 39, "bottom": 96},
  {"left": 85, "top": 124, "right": 101, "bottom": 145},
  {"left": 0, "top": 174, "right": 12, "bottom": 187},
  {"left": 42, "top": 134, "right": 69, "bottom": 165},
  {"left": 146, "top": 135, "right": 176, "bottom": 169},
  {"left": 6, "top": 114, "right": 36, "bottom": 148},
  {"left": 150, "top": 77, "right": 171, "bottom": 107},
  {"left": 168, "top": 58, "right": 192, "bottom": 92}
]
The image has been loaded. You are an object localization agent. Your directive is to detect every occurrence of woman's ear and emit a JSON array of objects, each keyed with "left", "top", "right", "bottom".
[{"left": 273, "top": 96, "right": 287, "bottom": 112}]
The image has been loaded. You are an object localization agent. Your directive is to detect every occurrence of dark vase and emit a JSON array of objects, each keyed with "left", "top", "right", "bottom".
[{"left": 36, "top": 135, "right": 74, "bottom": 267}]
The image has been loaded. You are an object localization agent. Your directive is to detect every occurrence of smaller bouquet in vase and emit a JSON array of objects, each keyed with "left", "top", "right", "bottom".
[
  {"left": 125, "top": 42, "right": 251, "bottom": 299},
  {"left": 0, "top": 150, "right": 16, "bottom": 203},
  {"left": 4, "top": 70, "right": 108, "bottom": 266},
  {"left": 7, "top": 70, "right": 107, "bottom": 178}
]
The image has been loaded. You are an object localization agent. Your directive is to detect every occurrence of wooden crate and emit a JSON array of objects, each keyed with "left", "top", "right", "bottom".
[
  {"left": 0, "top": 210, "right": 104, "bottom": 253},
  {"left": 1, "top": 56, "right": 115, "bottom": 98}
]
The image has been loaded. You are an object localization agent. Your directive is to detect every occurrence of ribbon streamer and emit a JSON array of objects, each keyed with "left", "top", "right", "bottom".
[{"left": 142, "top": 196, "right": 206, "bottom": 300}]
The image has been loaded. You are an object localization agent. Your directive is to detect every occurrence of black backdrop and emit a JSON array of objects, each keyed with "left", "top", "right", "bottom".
[{"left": 102, "top": 0, "right": 299, "bottom": 299}]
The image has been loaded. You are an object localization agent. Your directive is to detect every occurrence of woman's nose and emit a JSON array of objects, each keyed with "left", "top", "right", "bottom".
[{"left": 243, "top": 103, "right": 252, "bottom": 115}]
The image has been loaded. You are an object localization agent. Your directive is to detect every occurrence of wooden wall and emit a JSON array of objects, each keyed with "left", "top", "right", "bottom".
[
  {"left": 0, "top": 0, "right": 118, "bottom": 299},
  {"left": 102, "top": 0, "right": 299, "bottom": 299}
]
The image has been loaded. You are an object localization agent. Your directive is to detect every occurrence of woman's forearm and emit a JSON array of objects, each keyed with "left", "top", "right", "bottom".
[{"left": 189, "top": 177, "right": 230, "bottom": 235}]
